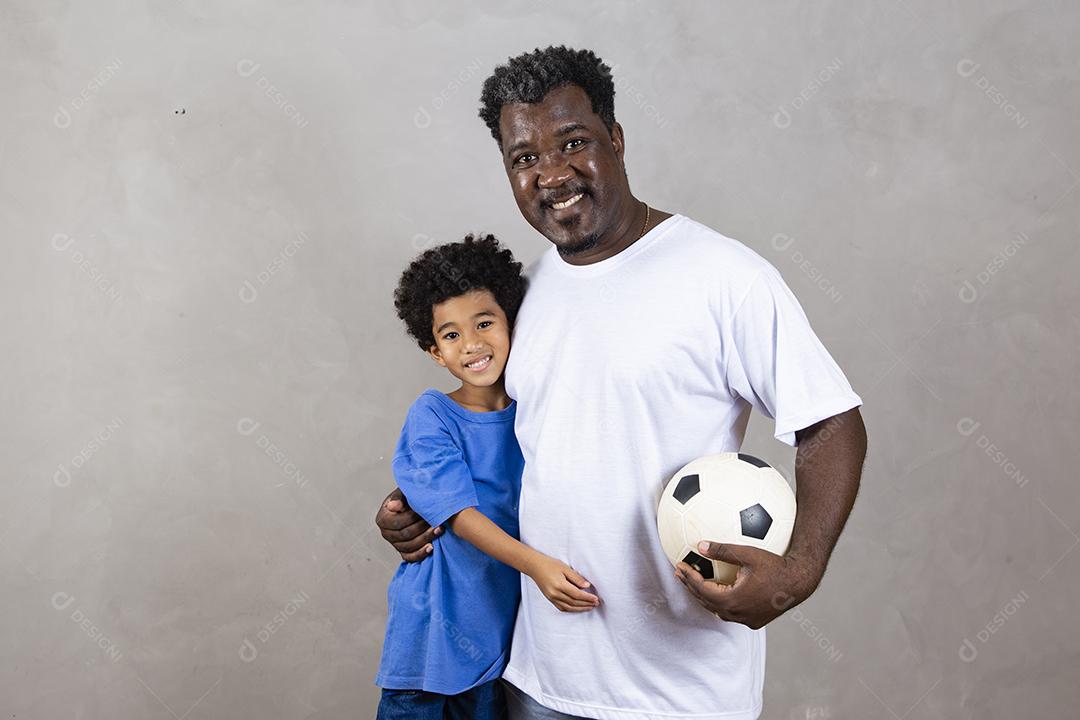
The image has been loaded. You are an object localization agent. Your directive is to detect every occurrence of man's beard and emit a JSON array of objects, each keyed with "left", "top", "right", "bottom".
[
  {"left": 551, "top": 216, "right": 601, "bottom": 258},
  {"left": 555, "top": 230, "right": 601, "bottom": 258}
]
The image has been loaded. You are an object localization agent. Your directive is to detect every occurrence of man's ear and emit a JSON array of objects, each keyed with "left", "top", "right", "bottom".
[
  {"left": 427, "top": 344, "right": 447, "bottom": 368},
  {"left": 610, "top": 121, "right": 626, "bottom": 165}
]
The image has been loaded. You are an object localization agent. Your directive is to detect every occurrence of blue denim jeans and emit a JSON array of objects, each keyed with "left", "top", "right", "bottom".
[
  {"left": 502, "top": 680, "right": 590, "bottom": 720},
  {"left": 376, "top": 678, "right": 507, "bottom": 720}
]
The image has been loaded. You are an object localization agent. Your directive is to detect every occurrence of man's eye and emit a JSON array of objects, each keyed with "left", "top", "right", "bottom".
[
  {"left": 513, "top": 154, "right": 536, "bottom": 167},
  {"left": 565, "top": 138, "right": 585, "bottom": 151}
]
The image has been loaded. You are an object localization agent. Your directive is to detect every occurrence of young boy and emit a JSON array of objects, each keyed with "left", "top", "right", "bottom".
[{"left": 375, "top": 234, "right": 600, "bottom": 720}]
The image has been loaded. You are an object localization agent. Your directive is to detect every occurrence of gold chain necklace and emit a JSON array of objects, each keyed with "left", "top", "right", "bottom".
[{"left": 638, "top": 202, "right": 651, "bottom": 239}]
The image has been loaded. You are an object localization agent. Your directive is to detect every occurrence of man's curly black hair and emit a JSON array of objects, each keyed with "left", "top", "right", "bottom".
[
  {"left": 478, "top": 45, "right": 616, "bottom": 148},
  {"left": 394, "top": 234, "right": 528, "bottom": 352}
]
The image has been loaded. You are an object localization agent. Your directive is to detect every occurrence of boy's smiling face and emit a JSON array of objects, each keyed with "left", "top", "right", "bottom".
[{"left": 427, "top": 289, "right": 511, "bottom": 389}]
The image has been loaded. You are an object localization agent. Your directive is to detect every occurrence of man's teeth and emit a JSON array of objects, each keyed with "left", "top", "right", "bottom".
[
  {"left": 551, "top": 193, "right": 584, "bottom": 210},
  {"left": 466, "top": 356, "right": 492, "bottom": 369}
]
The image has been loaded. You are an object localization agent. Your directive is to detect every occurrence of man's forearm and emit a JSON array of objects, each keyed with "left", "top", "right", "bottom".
[{"left": 787, "top": 407, "right": 867, "bottom": 591}]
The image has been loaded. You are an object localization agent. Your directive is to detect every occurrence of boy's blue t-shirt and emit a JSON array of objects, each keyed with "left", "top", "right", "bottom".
[{"left": 375, "top": 389, "right": 524, "bottom": 695}]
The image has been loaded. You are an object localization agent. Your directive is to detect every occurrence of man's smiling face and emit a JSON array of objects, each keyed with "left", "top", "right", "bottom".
[{"left": 498, "top": 84, "right": 632, "bottom": 257}]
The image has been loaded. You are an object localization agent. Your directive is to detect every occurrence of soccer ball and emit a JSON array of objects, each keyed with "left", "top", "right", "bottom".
[{"left": 657, "top": 453, "right": 796, "bottom": 585}]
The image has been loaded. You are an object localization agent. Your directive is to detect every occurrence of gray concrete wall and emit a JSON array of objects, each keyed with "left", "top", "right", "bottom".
[{"left": 2, "top": 1, "right": 1077, "bottom": 717}]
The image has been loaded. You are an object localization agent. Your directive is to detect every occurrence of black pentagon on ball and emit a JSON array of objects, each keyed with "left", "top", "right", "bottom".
[
  {"left": 738, "top": 453, "right": 771, "bottom": 469},
  {"left": 681, "top": 550, "right": 714, "bottom": 580},
  {"left": 740, "top": 503, "right": 773, "bottom": 540},
  {"left": 672, "top": 474, "right": 700, "bottom": 504}
]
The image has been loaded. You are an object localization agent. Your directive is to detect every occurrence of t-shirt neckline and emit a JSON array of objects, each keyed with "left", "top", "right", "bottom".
[
  {"left": 425, "top": 389, "right": 517, "bottom": 423},
  {"left": 549, "top": 213, "right": 683, "bottom": 278}
]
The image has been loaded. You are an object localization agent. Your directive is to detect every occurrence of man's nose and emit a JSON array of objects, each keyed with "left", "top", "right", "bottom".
[{"left": 537, "top": 155, "right": 574, "bottom": 189}]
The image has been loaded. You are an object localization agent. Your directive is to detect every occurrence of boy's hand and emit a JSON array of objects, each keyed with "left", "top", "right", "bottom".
[
  {"left": 376, "top": 488, "right": 442, "bottom": 563},
  {"left": 526, "top": 556, "right": 601, "bottom": 613}
]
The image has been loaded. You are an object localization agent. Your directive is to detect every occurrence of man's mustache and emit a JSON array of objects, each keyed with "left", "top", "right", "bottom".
[{"left": 541, "top": 186, "right": 590, "bottom": 208}]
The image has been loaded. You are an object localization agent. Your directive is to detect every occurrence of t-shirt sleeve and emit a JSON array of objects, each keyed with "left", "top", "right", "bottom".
[
  {"left": 723, "top": 266, "right": 862, "bottom": 446},
  {"left": 391, "top": 403, "right": 479, "bottom": 528}
]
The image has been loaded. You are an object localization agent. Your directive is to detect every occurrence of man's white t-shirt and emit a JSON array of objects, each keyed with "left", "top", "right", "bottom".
[{"left": 502, "top": 214, "right": 862, "bottom": 720}]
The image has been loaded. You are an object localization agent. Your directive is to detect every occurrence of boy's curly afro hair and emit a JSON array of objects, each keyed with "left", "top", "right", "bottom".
[
  {"left": 394, "top": 234, "right": 528, "bottom": 352},
  {"left": 478, "top": 45, "right": 616, "bottom": 148}
]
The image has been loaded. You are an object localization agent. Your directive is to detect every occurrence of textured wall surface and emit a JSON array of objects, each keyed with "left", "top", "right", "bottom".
[{"left": 2, "top": 1, "right": 1077, "bottom": 718}]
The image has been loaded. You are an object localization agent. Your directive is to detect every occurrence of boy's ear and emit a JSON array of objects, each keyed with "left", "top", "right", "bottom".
[{"left": 427, "top": 344, "right": 446, "bottom": 367}]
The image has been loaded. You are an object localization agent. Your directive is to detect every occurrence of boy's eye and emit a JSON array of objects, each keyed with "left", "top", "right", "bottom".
[
  {"left": 444, "top": 332, "right": 458, "bottom": 340},
  {"left": 478, "top": 320, "right": 493, "bottom": 329}
]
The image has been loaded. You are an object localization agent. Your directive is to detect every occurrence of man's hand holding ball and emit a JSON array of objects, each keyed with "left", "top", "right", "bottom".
[
  {"left": 657, "top": 452, "right": 815, "bottom": 629},
  {"left": 675, "top": 541, "right": 820, "bottom": 629}
]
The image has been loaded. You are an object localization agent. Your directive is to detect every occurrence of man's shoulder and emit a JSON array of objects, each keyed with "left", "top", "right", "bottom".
[
  {"left": 523, "top": 253, "right": 544, "bottom": 279},
  {"left": 667, "top": 214, "right": 776, "bottom": 277},
  {"left": 519, "top": 214, "right": 780, "bottom": 289}
]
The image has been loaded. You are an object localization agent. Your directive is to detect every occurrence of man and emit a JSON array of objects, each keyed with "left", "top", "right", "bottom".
[{"left": 377, "top": 46, "right": 867, "bottom": 720}]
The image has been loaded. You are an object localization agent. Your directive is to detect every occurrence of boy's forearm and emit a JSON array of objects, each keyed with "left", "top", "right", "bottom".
[{"left": 447, "top": 507, "right": 542, "bottom": 576}]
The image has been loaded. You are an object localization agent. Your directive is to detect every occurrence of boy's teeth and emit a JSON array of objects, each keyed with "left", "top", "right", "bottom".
[
  {"left": 466, "top": 356, "right": 491, "bottom": 368},
  {"left": 552, "top": 193, "right": 583, "bottom": 210}
]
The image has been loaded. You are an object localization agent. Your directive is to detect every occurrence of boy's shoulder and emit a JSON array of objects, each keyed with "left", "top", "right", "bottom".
[
  {"left": 394, "top": 391, "right": 461, "bottom": 453},
  {"left": 401, "top": 389, "right": 473, "bottom": 436},
  {"left": 400, "top": 389, "right": 516, "bottom": 436},
  {"left": 403, "top": 389, "right": 451, "bottom": 423},
  {"left": 407, "top": 388, "right": 441, "bottom": 409}
]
